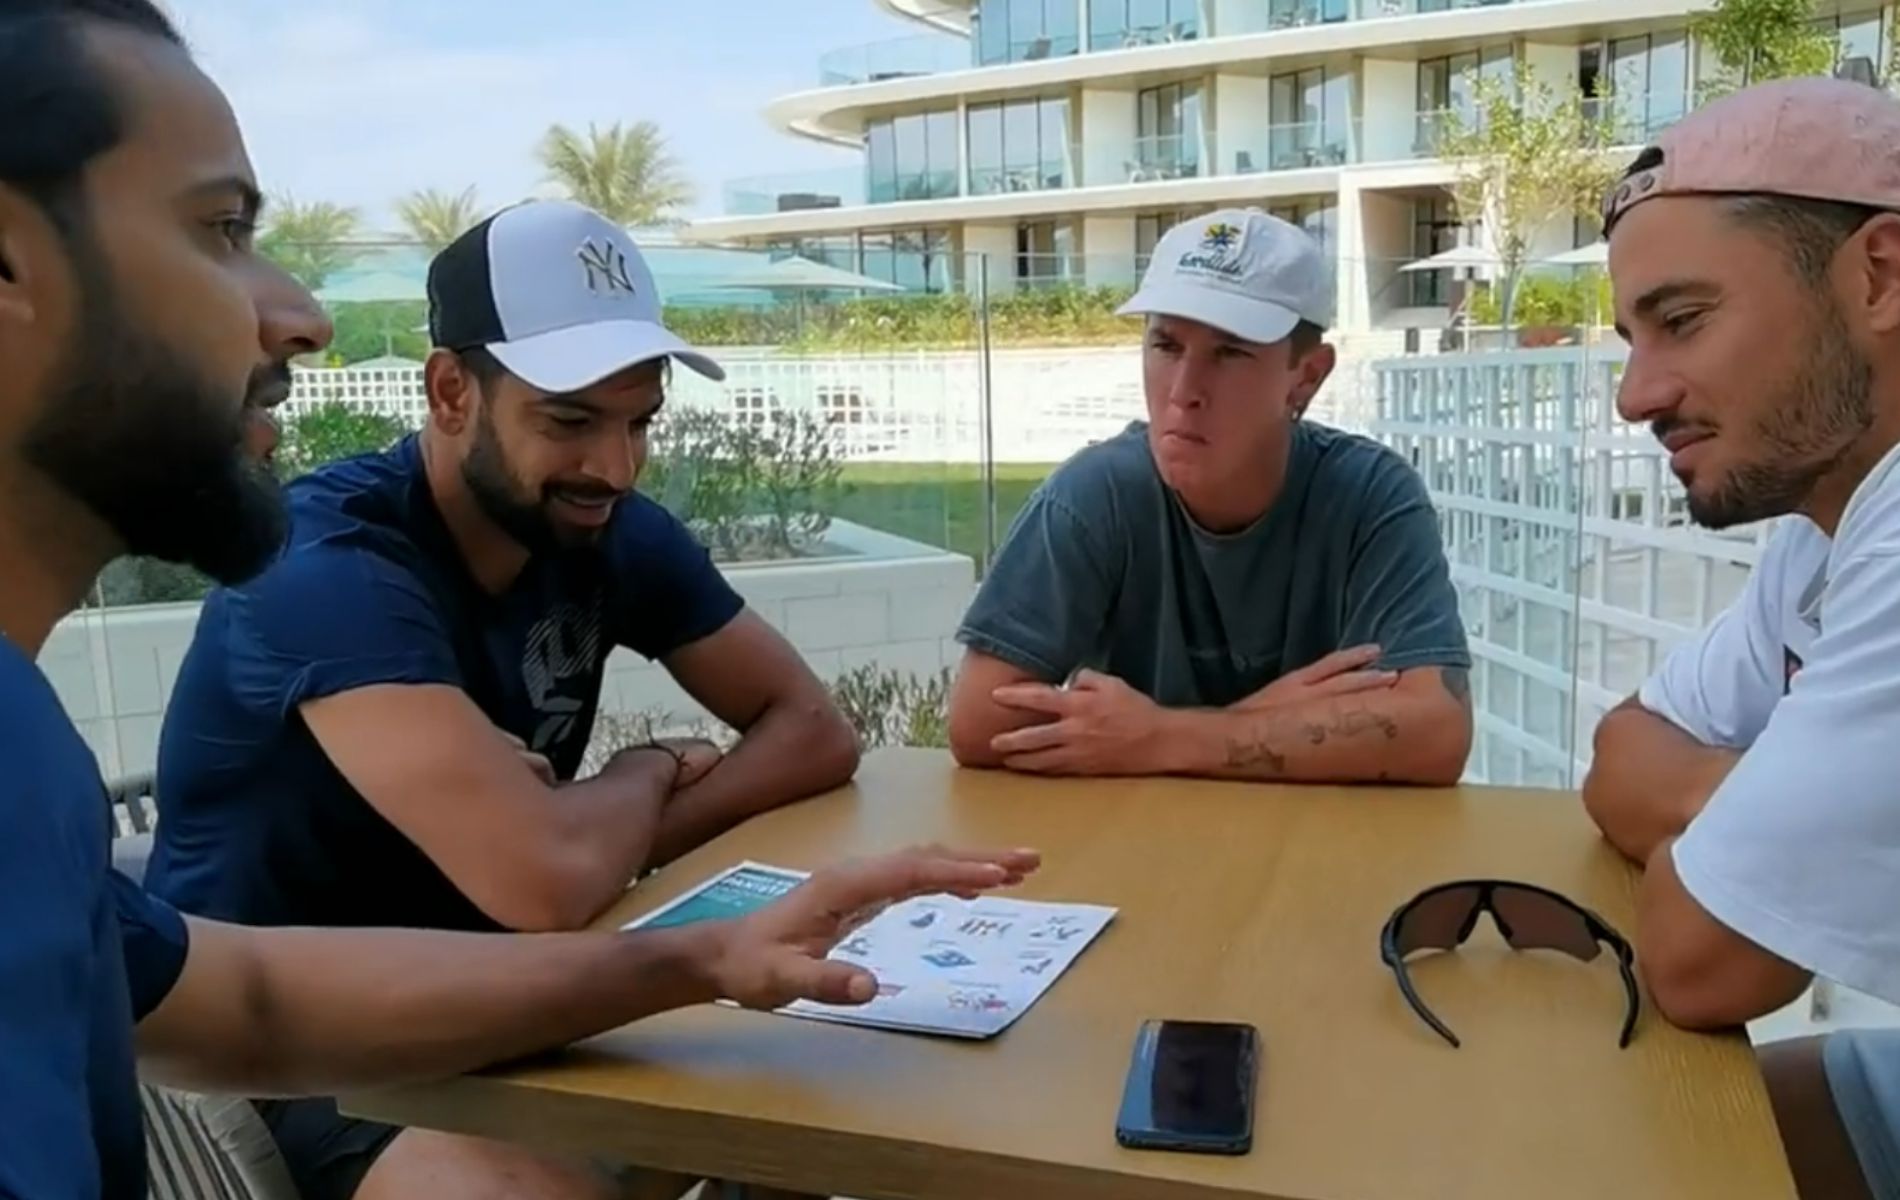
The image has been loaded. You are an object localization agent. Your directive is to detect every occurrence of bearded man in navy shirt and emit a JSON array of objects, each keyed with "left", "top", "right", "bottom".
[
  {"left": 145, "top": 198, "right": 865, "bottom": 1198},
  {"left": 0, "top": 5, "right": 1035, "bottom": 1198}
]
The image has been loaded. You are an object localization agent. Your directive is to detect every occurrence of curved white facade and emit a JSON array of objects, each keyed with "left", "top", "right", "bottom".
[{"left": 687, "top": 0, "right": 1890, "bottom": 335}]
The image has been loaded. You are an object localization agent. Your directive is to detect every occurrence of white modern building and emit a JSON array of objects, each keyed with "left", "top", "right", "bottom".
[{"left": 685, "top": 0, "right": 1890, "bottom": 335}]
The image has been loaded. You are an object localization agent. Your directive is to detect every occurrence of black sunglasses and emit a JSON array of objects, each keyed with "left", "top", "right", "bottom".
[{"left": 1380, "top": 879, "right": 1641, "bottom": 1049}]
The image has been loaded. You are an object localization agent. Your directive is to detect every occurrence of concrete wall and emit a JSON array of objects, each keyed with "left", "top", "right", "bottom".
[
  {"left": 1082, "top": 214, "right": 1138, "bottom": 286},
  {"left": 1212, "top": 73, "right": 1272, "bottom": 177},
  {"left": 1080, "top": 85, "right": 1138, "bottom": 187},
  {"left": 963, "top": 221, "right": 1020, "bottom": 294},
  {"left": 1522, "top": 40, "right": 1579, "bottom": 91},
  {"left": 1359, "top": 57, "right": 1416, "bottom": 163},
  {"left": 45, "top": 527, "right": 976, "bottom": 781}
]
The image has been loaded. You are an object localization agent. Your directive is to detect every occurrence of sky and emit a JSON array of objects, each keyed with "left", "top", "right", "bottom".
[{"left": 172, "top": 0, "right": 918, "bottom": 230}]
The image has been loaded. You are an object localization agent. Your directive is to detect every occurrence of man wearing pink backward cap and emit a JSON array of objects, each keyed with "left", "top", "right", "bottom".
[{"left": 1582, "top": 76, "right": 1900, "bottom": 1200}]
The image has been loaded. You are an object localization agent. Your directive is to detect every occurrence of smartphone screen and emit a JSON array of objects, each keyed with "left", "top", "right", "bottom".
[{"left": 1115, "top": 1019, "right": 1259, "bottom": 1153}]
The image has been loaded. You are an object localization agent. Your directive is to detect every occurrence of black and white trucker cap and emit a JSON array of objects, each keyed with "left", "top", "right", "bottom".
[{"left": 427, "top": 199, "right": 725, "bottom": 390}]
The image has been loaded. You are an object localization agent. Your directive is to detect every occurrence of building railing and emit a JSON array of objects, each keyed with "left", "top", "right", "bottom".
[
  {"left": 819, "top": 34, "right": 972, "bottom": 86},
  {"left": 723, "top": 167, "right": 865, "bottom": 217}
]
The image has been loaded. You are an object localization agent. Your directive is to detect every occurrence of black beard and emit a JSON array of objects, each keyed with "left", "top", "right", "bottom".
[
  {"left": 20, "top": 242, "right": 288, "bottom": 585},
  {"left": 460, "top": 402, "right": 606, "bottom": 555},
  {"left": 1682, "top": 297, "right": 1874, "bottom": 530}
]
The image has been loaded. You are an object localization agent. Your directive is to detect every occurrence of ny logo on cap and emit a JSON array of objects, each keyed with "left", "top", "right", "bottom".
[{"left": 577, "top": 238, "right": 636, "bottom": 296}]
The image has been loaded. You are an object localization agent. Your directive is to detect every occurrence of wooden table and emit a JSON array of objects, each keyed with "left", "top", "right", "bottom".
[{"left": 344, "top": 749, "right": 1796, "bottom": 1200}]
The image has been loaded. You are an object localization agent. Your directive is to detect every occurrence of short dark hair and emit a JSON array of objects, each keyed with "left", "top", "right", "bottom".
[
  {"left": 1719, "top": 194, "right": 1883, "bottom": 286},
  {"left": 1287, "top": 320, "right": 1325, "bottom": 360},
  {"left": 0, "top": 1, "right": 185, "bottom": 237}
]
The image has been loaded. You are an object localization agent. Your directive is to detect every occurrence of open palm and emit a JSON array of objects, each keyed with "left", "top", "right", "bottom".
[{"left": 712, "top": 846, "right": 1041, "bottom": 1010}]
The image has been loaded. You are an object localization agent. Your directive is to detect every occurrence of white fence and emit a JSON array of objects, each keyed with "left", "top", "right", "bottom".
[
  {"left": 1372, "top": 346, "right": 1771, "bottom": 789},
  {"left": 285, "top": 345, "right": 1381, "bottom": 464}
]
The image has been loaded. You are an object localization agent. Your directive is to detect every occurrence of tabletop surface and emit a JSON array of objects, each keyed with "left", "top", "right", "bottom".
[{"left": 345, "top": 749, "right": 1796, "bottom": 1200}]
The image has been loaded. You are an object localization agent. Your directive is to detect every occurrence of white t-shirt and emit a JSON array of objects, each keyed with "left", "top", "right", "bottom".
[{"left": 1648, "top": 440, "right": 1900, "bottom": 1006}]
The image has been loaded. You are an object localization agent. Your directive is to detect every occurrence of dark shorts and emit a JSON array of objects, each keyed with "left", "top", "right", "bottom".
[
  {"left": 1825, "top": 1028, "right": 1900, "bottom": 1200},
  {"left": 253, "top": 1097, "right": 403, "bottom": 1200}
]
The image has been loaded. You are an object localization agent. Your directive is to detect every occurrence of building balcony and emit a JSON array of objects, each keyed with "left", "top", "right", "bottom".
[
  {"left": 723, "top": 167, "right": 866, "bottom": 216},
  {"left": 818, "top": 34, "right": 972, "bottom": 86}
]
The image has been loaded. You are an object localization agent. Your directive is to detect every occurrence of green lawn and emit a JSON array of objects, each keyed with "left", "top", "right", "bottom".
[{"left": 834, "top": 463, "right": 1055, "bottom": 565}]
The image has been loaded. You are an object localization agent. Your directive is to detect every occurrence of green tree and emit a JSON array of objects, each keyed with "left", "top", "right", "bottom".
[
  {"left": 276, "top": 403, "right": 408, "bottom": 481},
  {"left": 327, "top": 301, "right": 430, "bottom": 365},
  {"left": 1691, "top": 0, "right": 1836, "bottom": 94},
  {"left": 536, "top": 121, "right": 694, "bottom": 226},
  {"left": 258, "top": 196, "right": 365, "bottom": 291},
  {"left": 1435, "top": 63, "right": 1621, "bottom": 329},
  {"left": 397, "top": 185, "right": 484, "bottom": 253}
]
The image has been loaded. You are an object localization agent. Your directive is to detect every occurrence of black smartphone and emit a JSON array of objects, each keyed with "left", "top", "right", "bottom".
[{"left": 1114, "top": 1019, "right": 1260, "bottom": 1155}]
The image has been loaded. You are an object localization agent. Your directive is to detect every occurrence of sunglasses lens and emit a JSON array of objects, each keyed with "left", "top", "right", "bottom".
[
  {"left": 1493, "top": 886, "right": 1602, "bottom": 961},
  {"left": 1395, "top": 884, "right": 1483, "bottom": 956}
]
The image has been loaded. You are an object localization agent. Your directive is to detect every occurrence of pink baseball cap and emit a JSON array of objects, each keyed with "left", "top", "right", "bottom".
[{"left": 1603, "top": 77, "right": 1900, "bottom": 232}]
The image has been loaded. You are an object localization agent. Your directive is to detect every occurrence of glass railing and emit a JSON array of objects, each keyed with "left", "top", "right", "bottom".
[
  {"left": 1128, "top": 132, "right": 1204, "bottom": 181},
  {"left": 818, "top": 34, "right": 972, "bottom": 87},
  {"left": 1217, "top": 119, "right": 1358, "bottom": 173},
  {"left": 967, "top": 150, "right": 1078, "bottom": 196},
  {"left": 1583, "top": 92, "right": 1694, "bottom": 147},
  {"left": 65, "top": 243, "right": 1738, "bottom": 805},
  {"left": 972, "top": 33, "right": 1084, "bottom": 66},
  {"left": 1090, "top": 17, "right": 1204, "bottom": 50},
  {"left": 722, "top": 167, "right": 865, "bottom": 217},
  {"left": 867, "top": 168, "right": 963, "bottom": 205}
]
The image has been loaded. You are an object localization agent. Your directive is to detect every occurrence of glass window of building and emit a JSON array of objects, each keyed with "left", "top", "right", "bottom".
[
  {"left": 1817, "top": 9, "right": 1884, "bottom": 72},
  {"left": 968, "top": 95, "right": 1073, "bottom": 194},
  {"left": 1091, "top": 0, "right": 1201, "bottom": 50},
  {"left": 1415, "top": 44, "right": 1511, "bottom": 153},
  {"left": 1579, "top": 31, "right": 1687, "bottom": 144},
  {"left": 1268, "top": 200, "right": 1338, "bottom": 249},
  {"left": 858, "top": 226, "right": 958, "bottom": 293},
  {"left": 1409, "top": 194, "right": 1462, "bottom": 307},
  {"left": 1016, "top": 219, "right": 1077, "bottom": 287},
  {"left": 864, "top": 109, "right": 960, "bottom": 205},
  {"left": 972, "top": 0, "right": 1081, "bottom": 65},
  {"left": 1135, "top": 207, "right": 1204, "bottom": 273},
  {"left": 1268, "top": 66, "right": 1353, "bottom": 168},
  {"left": 1136, "top": 81, "right": 1204, "bottom": 177}
]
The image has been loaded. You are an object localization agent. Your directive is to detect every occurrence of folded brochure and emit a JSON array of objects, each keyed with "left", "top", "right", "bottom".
[{"left": 623, "top": 860, "right": 1116, "bottom": 1039}]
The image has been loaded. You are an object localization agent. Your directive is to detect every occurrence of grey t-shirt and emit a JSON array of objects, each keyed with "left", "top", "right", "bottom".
[{"left": 957, "top": 420, "right": 1471, "bottom": 707}]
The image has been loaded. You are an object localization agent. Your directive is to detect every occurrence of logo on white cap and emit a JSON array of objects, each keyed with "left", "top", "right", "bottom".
[
  {"left": 577, "top": 238, "right": 636, "bottom": 296},
  {"left": 1176, "top": 221, "right": 1248, "bottom": 279}
]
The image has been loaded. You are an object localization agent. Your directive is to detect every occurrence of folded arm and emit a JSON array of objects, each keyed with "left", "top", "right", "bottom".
[
  {"left": 303, "top": 685, "right": 678, "bottom": 933},
  {"left": 1582, "top": 695, "right": 1740, "bottom": 864},
  {"left": 648, "top": 610, "right": 859, "bottom": 866},
  {"left": 1164, "top": 666, "right": 1472, "bottom": 784}
]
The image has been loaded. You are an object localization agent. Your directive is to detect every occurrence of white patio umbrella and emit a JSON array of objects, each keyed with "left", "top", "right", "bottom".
[
  {"left": 1396, "top": 244, "right": 1500, "bottom": 272},
  {"left": 1540, "top": 242, "right": 1608, "bottom": 267},
  {"left": 708, "top": 255, "right": 906, "bottom": 338}
]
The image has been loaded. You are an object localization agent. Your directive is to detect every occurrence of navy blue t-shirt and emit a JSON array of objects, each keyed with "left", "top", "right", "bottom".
[
  {"left": 146, "top": 435, "right": 744, "bottom": 933},
  {"left": 0, "top": 638, "right": 190, "bottom": 1200}
]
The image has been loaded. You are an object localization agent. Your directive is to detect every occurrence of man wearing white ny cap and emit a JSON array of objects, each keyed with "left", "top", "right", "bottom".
[
  {"left": 948, "top": 209, "right": 1473, "bottom": 783},
  {"left": 146, "top": 200, "right": 859, "bottom": 1199}
]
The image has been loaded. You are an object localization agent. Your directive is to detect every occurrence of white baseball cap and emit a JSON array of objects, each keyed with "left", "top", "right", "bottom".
[
  {"left": 427, "top": 199, "right": 725, "bottom": 391},
  {"left": 1117, "top": 208, "right": 1334, "bottom": 343}
]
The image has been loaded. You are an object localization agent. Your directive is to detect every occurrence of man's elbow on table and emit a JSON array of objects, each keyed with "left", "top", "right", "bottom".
[
  {"left": 1374, "top": 672, "right": 1473, "bottom": 786},
  {"left": 1638, "top": 851, "right": 1813, "bottom": 1031},
  {"left": 946, "top": 649, "right": 1046, "bottom": 770}
]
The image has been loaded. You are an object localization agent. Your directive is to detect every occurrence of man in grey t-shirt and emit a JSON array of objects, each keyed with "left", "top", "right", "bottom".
[{"left": 949, "top": 209, "right": 1473, "bottom": 784}]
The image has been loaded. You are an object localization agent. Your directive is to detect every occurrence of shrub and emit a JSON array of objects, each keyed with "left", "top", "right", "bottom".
[
  {"left": 661, "top": 282, "right": 1142, "bottom": 353},
  {"left": 641, "top": 407, "right": 846, "bottom": 562},
  {"left": 1466, "top": 271, "right": 1612, "bottom": 328},
  {"left": 579, "top": 665, "right": 953, "bottom": 776},
  {"left": 276, "top": 403, "right": 409, "bottom": 482}
]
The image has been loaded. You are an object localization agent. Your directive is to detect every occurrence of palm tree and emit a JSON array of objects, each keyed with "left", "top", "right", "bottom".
[
  {"left": 396, "top": 186, "right": 485, "bottom": 254},
  {"left": 536, "top": 120, "right": 694, "bottom": 226},
  {"left": 258, "top": 196, "right": 364, "bottom": 291}
]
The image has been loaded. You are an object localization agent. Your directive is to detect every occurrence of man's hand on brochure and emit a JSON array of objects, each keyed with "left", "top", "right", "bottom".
[{"left": 705, "top": 845, "right": 1042, "bottom": 1011}]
